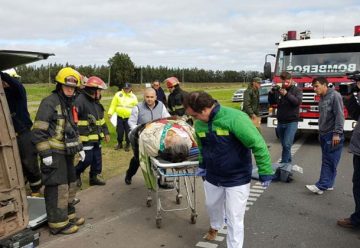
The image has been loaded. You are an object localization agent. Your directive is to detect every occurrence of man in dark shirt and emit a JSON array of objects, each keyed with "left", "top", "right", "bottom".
[
  {"left": 152, "top": 80, "right": 167, "bottom": 106},
  {"left": 1, "top": 71, "right": 42, "bottom": 196},
  {"left": 268, "top": 71, "right": 302, "bottom": 165}
]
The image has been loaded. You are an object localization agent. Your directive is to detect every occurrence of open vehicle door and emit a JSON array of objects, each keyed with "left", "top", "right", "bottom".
[{"left": 0, "top": 50, "right": 53, "bottom": 241}]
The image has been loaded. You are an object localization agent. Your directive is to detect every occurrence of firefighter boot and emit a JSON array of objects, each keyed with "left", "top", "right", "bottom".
[
  {"left": 50, "top": 223, "right": 79, "bottom": 235},
  {"left": 70, "top": 217, "right": 85, "bottom": 226},
  {"left": 89, "top": 174, "right": 106, "bottom": 186}
]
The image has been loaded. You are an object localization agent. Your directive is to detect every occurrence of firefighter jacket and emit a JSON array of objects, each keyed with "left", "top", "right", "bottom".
[
  {"left": 194, "top": 104, "right": 273, "bottom": 187},
  {"left": 32, "top": 91, "right": 83, "bottom": 158},
  {"left": 108, "top": 89, "right": 138, "bottom": 119},
  {"left": 75, "top": 92, "right": 109, "bottom": 146},
  {"left": 242, "top": 86, "right": 260, "bottom": 117},
  {"left": 167, "top": 85, "right": 188, "bottom": 116}
]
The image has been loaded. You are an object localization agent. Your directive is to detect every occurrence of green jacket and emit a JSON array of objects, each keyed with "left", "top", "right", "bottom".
[
  {"left": 242, "top": 86, "right": 259, "bottom": 116},
  {"left": 194, "top": 104, "right": 273, "bottom": 187}
]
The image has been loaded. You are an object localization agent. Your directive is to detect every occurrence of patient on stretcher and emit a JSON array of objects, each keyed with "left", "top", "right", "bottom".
[
  {"left": 138, "top": 117, "right": 198, "bottom": 190},
  {"left": 139, "top": 118, "right": 198, "bottom": 162}
]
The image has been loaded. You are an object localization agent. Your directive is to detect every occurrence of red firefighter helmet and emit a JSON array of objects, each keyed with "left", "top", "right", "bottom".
[
  {"left": 84, "top": 76, "right": 107, "bottom": 89},
  {"left": 164, "top": 76, "right": 179, "bottom": 88}
]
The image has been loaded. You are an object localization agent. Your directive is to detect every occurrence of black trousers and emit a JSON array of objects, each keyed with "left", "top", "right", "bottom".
[
  {"left": 17, "top": 129, "right": 42, "bottom": 192},
  {"left": 75, "top": 143, "right": 102, "bottom": 177},
  {"left": 116, "top": 117, "right": 130, "bottom": 145},
  {"left": 351, "top": 154, "right": 360, "bottom": 226},
  {"left": 41, "top": 153, "right": 77, "bottom": 228},
  {"left": 125, "top": 125, "right": 146, "bottom": 179}
]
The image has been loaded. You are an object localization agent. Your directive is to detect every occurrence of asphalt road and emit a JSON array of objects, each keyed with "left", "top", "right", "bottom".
[{"left": 36, "top": 124, "right": 360, "bottom": 248}]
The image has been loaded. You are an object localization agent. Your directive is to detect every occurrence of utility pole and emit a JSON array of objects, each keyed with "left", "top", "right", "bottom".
[
  {"left": 48, "top": 63, "right": 51, "bottom": 86},
  {"left": 140, "top": 67, "right": 143, "bottom": 85},
  {"left": 108, "top": 63, "right": 111, "bottom": 86}
]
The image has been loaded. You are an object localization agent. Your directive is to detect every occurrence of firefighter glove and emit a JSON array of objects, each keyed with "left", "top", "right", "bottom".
[
  {"left": 195, "top": 167, "right": 206, "bottom": 177},
  {"left": 42, "top": 156, "right": 53, "bottom": 166},
  {"left": 79, "top": 150, "right": 86, "bottom": 162}
]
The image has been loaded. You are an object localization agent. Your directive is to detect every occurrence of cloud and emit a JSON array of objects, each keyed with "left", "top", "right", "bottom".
[{"left": 1, "top": 0, "right": 360, "bottom": 71}]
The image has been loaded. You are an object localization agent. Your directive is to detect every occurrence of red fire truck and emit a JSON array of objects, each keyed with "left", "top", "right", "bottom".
[{"left": 264, "top": 25, "right": 360, "bottom": 132}]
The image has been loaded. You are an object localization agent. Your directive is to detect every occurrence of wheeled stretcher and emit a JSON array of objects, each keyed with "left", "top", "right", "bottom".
[{"left": 147, "top": 157, "right": 199, "bottom": 228}]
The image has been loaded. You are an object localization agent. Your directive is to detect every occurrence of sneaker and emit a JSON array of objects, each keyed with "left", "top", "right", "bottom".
[
  {"left": 305, "top": 185, "right": 324, "bottom": 195},
  {"left": 69, "top": 217, "right": 85, "bottom": 226},
  {"left": 326, "top": 187, "right": 334, "bottom": 191},
  {"left": 114, "top": 143, "right": 123, "bottom": 150},
  {"left": 204, "top": 227, "right": 218, "bottom": 241},
  {"left": 337, "top": 218, "right": 354, "bottom": 228}
]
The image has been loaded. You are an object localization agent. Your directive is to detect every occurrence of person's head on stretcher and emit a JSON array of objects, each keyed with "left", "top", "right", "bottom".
[{"left": 139, "top": 118, "right": 197, "bottom": 163}]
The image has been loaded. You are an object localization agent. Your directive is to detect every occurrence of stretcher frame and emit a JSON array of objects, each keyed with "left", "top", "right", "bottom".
[{"left": 147, "top": 157, "right": 199, "bottom": 228}]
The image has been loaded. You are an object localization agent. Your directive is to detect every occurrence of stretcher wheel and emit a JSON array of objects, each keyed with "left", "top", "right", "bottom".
[
  {"left": 146, "top": 198, "right": 152, "bottom": 207},
  {"left": 176, "top": 194, "right": 182, "bottom": 205},
  {"left": 156, "top": 217, "right": 162, "bottom": 228},
  {"left": 190, "top": 213, "right": 197, "bottom": 224}
]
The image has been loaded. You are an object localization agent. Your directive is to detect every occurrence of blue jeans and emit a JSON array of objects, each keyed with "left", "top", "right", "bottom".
[
  {"left": 277, "top": 122, "right": 298, "bottom": 163},
  {"left": 315, "top": 132, "right": 344, "bottom": 190}
]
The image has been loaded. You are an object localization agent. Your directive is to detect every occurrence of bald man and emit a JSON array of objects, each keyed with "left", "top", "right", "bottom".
[{"left": 125, "top": 87, "right": 170, "bottom": 185}]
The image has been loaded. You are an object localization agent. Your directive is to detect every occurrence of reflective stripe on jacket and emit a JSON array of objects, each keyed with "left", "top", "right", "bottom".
[
  {"left": 108, "top": 90, "right": 138, "bottom": 118},
  {"left": 75, "top": 93, "right": 109, "bottom": 145},
  {"left": 32, "top": 92, "right": 82, "bottom": 157}
]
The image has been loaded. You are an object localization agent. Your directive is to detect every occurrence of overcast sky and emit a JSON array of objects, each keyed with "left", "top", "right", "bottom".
[{"left": 1, "top": 0, "right": 360, "bottom": 71}]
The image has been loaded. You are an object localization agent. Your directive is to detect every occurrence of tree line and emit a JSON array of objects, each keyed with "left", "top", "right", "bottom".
[{"left": 15, "top": 52, "right": 262, "bottom": 88}]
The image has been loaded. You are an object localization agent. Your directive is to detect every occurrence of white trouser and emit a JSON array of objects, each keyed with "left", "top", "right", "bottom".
[{"left": 204, "top": 180, "right": 250, "bottom": 248}]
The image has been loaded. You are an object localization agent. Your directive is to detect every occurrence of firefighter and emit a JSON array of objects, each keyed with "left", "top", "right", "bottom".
[
  {"left": 108, "top": 83, "right": 138, "bottom": 151},
  {"left": 1, "top": 71, "right": 42, "bottom": 196},
  {"left": 75, "top": 76, "right": 110, "bottom": 187},
  {"left": 164, "top": 77, "right": 188, "bottom": 117},
  {"left": 32, "top": 67, "right": 85, "bottom": 235}
]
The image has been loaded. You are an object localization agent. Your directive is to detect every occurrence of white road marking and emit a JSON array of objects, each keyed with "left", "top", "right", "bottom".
[
  {"left": 196, "top": 242, "right": 218, "bottom": 248},
  {"left": 195, "top": 136, "right": 306, "bottom": 247}
]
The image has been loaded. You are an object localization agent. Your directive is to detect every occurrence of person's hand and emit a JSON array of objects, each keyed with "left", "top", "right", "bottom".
[
  {"left": 279, "top": 88, "right": 287, "bottom": 96},
  {"left": 261, "top": 180, "right": 272, "bottom": 188},
  {"left": 79, "top": 150, "right": 86, "bottom": 162},
  {"left": 195, "top": 167, "right": 206, "bottom": 177},
  {"left": 104, "top": 135, "right": 110, "bottom": 143},
  {"left": 42, "top": 156, "right": 53, "bottom": 166},
  {"left": 332, "top": 133, "right": 340, "bottom": 146}
]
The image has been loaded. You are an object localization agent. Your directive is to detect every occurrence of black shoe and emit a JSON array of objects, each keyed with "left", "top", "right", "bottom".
[
  {"left": 72, "top": 198, "right": 80, "bottom": 205},
  {"left": 125, "top": 177, "right": 132, "bottom": 185},
  {"left": 89, "top": 175, "right": 106, "bottom": 186},
  {"left": 114, "top": 143, "right": 123, "bottom": 150},
  {"left": 124, "top": 143, "right": 130, "bottom": 152},
  {"left": 76, "top": 176, "right": 82, "bottom": 188},
  {"left": 158, "top": 183, "right": 174, "bottom": 189}
]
